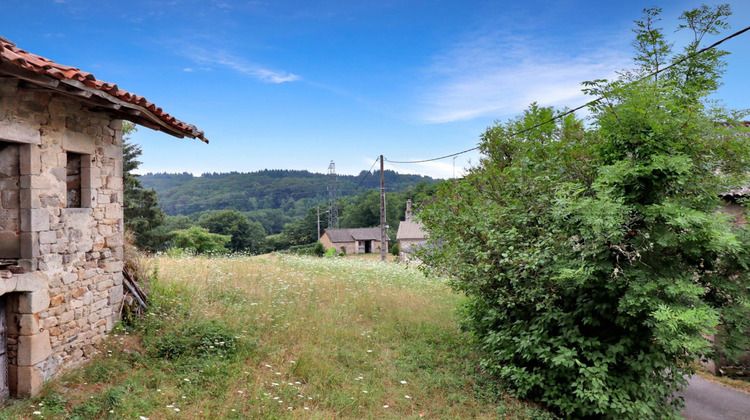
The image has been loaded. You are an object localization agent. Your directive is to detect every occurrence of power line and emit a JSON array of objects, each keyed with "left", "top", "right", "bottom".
[
  {"left": 387, "top": 147, "right": 478, "bottom": 164},
  {"left": 384, "top": 158, "right": 402, "bottom": 174},
  {"left": 348, "top": 157, "right": 380, "bottom": 193},
  {"left": 386, "top": 24, "right": 750, "bottom": 165}
]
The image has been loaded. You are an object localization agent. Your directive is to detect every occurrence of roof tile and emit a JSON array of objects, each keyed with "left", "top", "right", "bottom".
[
  {"left": 0, "top": 36, "right": 207, "bottom": 143},
  {"left": 324, "top": 228, "right": 383, "bottom": 243},
  {"left": 397, "top": 220, "right": 427, "bottom": 240}
]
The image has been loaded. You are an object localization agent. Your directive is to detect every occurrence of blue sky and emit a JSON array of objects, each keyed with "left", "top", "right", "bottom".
[{"left": 2, "top": 1, "right": 748, "bottom": 178}]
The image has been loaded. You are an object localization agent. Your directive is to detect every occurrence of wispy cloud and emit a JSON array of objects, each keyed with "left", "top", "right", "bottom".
[
  {"left": 213, "top": 1, "right": 232, "bottom": 10},
  {"left": 382, "top": 156, "right": 476, "bottom": 180},
  {"left": 181, "top": 46, "right": 299, "bottom": 84},
  {"left": 416, "top": 31, "right": 631, "bottom": 123}
]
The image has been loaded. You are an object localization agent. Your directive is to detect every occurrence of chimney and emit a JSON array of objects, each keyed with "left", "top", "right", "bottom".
[{"left": 405, "top": 199, "right": 412, "bottom": 222}]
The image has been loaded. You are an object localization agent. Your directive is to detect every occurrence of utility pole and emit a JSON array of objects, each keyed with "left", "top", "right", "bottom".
[
  {"left": 380, "top": 155, "right": 387, "bottom": 262},
  {"left": 317, "top": 206, "right": 329, "bottom": 241},
  {"left": 327, "top": 161, "right": 339, "bottom": 229}
]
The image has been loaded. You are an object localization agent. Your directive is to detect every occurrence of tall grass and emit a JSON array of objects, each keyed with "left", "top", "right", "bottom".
[{"left": 0, "top": 254, "right": 553, "bottom": 419}]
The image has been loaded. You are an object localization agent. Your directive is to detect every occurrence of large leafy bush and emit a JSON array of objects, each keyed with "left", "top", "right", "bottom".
[{"left": 420, "top": 5, "right": 750, "bottom": 418}]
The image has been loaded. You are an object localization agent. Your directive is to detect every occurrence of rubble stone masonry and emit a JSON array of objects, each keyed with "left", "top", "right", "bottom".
[{"left": 0, "top": 78, "right": 124, "bottom": 396}]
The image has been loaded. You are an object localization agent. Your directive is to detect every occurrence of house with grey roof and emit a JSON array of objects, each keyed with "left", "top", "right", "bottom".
[
  {"left": 396, "top": 200, "right": 428, "bottom": 263},
  {"left": 319, "top": 227, "right": 386, "bottom": 255}
]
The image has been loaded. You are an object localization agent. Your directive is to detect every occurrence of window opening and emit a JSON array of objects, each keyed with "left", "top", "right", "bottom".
[
  {"left": 66, "top": 152, "right": 82, "bottom": 208},
  {"left": 0, "top": 142, "right": 21, "bottom": 259}
]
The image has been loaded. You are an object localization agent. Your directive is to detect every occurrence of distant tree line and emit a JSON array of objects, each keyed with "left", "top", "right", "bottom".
[
  {"left": 141, "top": 169, "right": 434, "bottom": 222},
  {"left": 125, "top": 153, "right": 440, "bottom": 254}
]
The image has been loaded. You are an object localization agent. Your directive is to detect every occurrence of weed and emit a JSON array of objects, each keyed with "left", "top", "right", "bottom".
[
  {"left": 144, "top": 319, "right": 237, "bottom": 359},
  {"left": 0, "top": 254, "right": 551, "bottom": 419},
  {"left": 78, "top": 353, "right": 129, "bottom": 383},
  {"left": 69, "top": 398, "right": 104, "bottom": 420}
]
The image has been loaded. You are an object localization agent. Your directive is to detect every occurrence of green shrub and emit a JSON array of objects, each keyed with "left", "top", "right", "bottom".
[
  {"left": 172, "top": 226, "right": 230, "bottom": 254},
  {"left": 145, "top": 320, "right": 237, "bottom": 360},
  {"left": 313, "top": 241, "right": 325, "bottom": 257},
  {"left": 390, "top": 243, "right": 400, "bottom": 256},
  {"left": 325, "top": 247, "right": 337, "bottom": 258},
  {"left": 420, "top": 6, "right": 750, "bottom": 418},
  {"left": 287, "top": 243, "right": 315, "bottom": 255}
]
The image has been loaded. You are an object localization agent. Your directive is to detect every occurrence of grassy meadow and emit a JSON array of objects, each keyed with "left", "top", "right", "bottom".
[{"left": 0, "top": 254, "right": 553, "bottom": 419}]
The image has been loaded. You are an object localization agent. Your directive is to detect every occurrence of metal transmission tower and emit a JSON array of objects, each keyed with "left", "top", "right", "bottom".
[{"left": 327, "top": 160, "right": 339, "bottom": 229}]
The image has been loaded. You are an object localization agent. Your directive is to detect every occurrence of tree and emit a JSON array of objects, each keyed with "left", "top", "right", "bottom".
[
  {"left": 143, "top": 215, "right": 196, "bottom": 250},
  {"left": 172, "top": 226, "right": 230, "bottom": 254},
  {"left": 283, "top": 206, "right": 326, "bottom": 245},
  {"left": 122, "top": 122, "right": 168, "bottom": 251},
  {"left": 419, "top": 5, "right": 750, "bottom": 418},
  {"left": 340, "top": 190, "right": 381, "bottom": 228},
  {"left": 199, "top": 209, "right": 267, "bottom": 254}
]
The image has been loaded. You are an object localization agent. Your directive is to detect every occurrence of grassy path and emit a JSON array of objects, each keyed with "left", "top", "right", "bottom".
[{"left": 0, "top": 254, "right": 552, "bottom": 419}]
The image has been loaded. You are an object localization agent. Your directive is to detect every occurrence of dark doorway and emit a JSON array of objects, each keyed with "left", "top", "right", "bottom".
[{"left": 363, "top": 241, "right": 372, "bottom": 254}]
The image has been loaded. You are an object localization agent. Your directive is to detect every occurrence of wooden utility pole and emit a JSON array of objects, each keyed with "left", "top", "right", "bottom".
[
  {"left": 317, "top": 206, "right": 329, "bottom": 241},
  {"left": 380, "top": 155, "right": 387, "bottom": 262}
]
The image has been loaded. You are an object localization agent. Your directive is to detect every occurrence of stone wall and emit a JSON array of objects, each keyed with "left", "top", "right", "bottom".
[
  {"left": 319, "top": 235, "right": 386, "bottom": 255},
  {"left": 0, "top": 142, "right": 20, "bottom": 258},
  {"left": 319, "top": 235, "right": 358, "bottom": 255},
  {"left": 0, "top": 78, "right": 124, "bottom": 396},
  {"left": 398, "top": 238, "right": 426, "bottom": 264}
]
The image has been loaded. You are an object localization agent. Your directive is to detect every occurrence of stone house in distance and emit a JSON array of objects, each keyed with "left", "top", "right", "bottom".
[
  {"left": 719, "top": 185, "right": 750, "bottom": 227},
  {"left": 396, "top": 199, "right": 428, "bottom": 263},
  {"left": 0, "top": 37, "right": 206, "bottom": 398},
  {"left": 319, "top": 227, "right": 386, "bottom": 255}
]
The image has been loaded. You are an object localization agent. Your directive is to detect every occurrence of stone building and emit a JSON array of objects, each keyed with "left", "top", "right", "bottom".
[
  {"left": 0, "top": 37, "right": 206, "bottom": 398},
  {"left": 396, "top": 199, "right": 428, "bottom": 263},
  {"left": 319, "top": 227, "right": 386, "bottom": 255}
]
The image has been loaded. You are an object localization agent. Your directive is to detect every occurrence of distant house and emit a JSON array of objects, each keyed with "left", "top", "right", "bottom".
[
  {"left": 703, "top": 178, "right": 750, "bottom": 376},
  {"left": 0, "top": 36, "right": 206, "bottom": 398},
  {"left": 719, "top": 186, "right": 750, "bottom": 227},
  {"left": 396, "top": 200, "right": 428, "bottom": 263},
  {"left": 718, "top": 123, "right": 750, "bottom": 227},
  {"left": 319, "top": 227, "right": 386, "bottom": 255}
]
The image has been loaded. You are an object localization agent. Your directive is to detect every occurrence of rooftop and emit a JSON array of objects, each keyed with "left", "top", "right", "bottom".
[
  {"left": 397, "top": 219, "right": 427, "bottom": 240},
  {"left": 324, "top": 228, "right": 383, "bottom": 242},
  {"left": 0, "top": 36, "right": 207, "bottom": 143}
]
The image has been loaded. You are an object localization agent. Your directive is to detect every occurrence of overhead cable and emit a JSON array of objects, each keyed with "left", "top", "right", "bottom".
[{"left": 386, "top": 24, "right": 750, "bottom": 165}]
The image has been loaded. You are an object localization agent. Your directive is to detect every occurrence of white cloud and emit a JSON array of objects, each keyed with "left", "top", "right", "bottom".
[
  {"left": 336, "top": 156, "right": 469, "bottom": 180},
  {"left": 384, "top": 156, "right": 477, "bottom": 180},
  {"left": 181, "top": 47, "right": 299, "bottom": 84},
  {"left": 416, "top": 31, "right": 631, "bottom": 123}
]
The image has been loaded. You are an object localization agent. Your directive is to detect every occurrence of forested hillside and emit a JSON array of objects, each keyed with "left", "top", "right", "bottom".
[
  {"left": 137, "top": 170, "right": 441, "bottom": 253},
  {"left": 142, "top": 169, "right": 436, "bottom": 218}
]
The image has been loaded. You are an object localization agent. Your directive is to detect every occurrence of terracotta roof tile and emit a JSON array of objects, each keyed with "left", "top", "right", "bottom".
[{"left": 0, "top": 36, "right": 207, "bottom": 143}]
